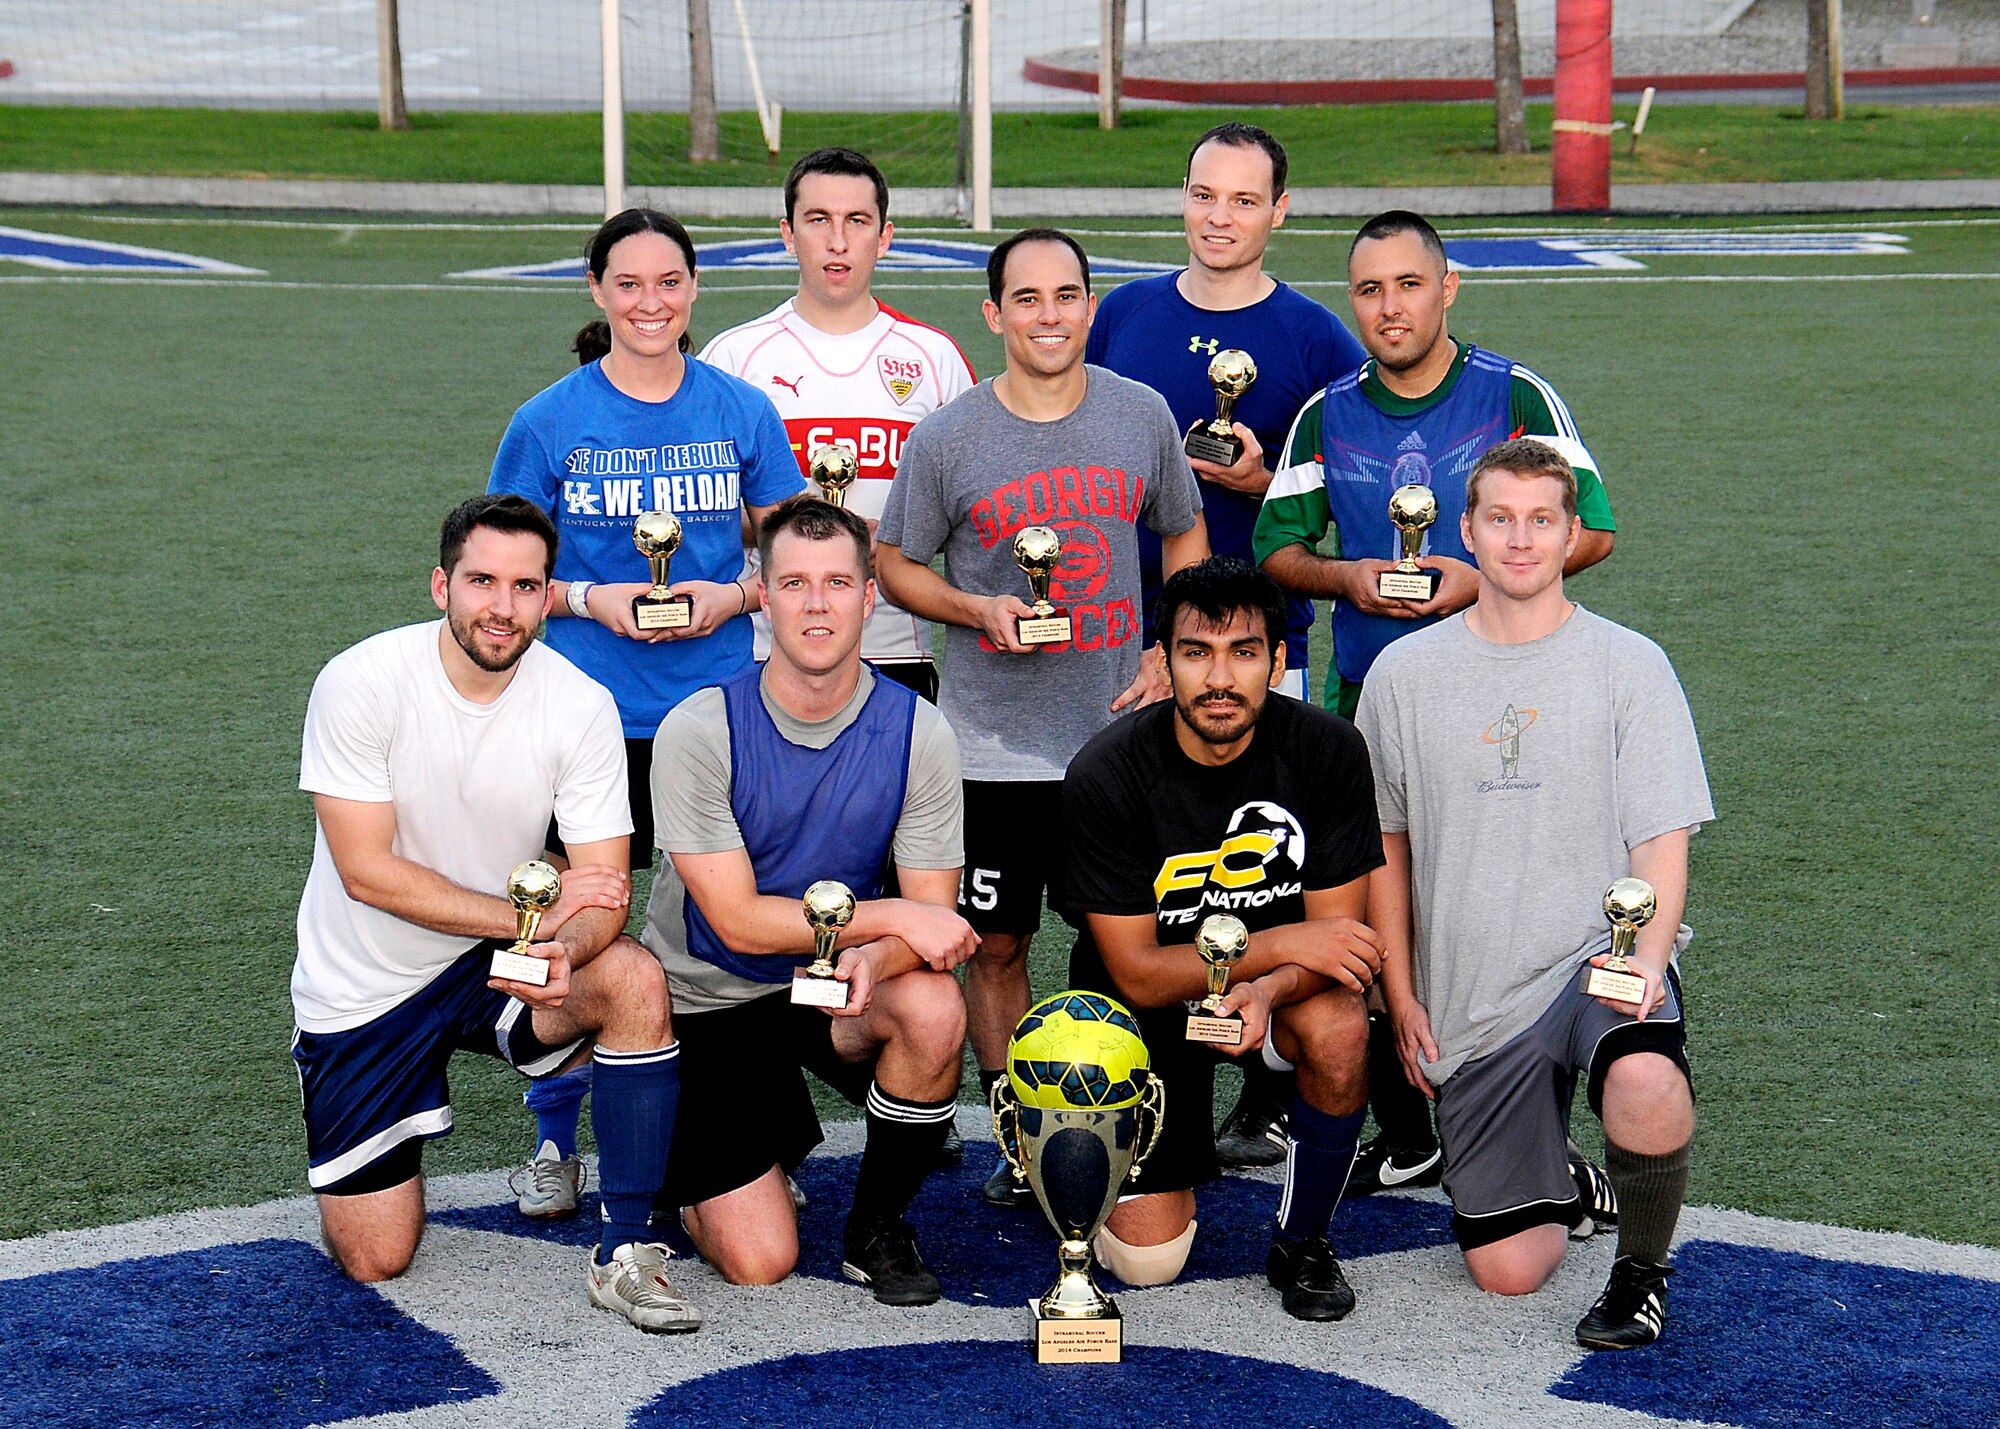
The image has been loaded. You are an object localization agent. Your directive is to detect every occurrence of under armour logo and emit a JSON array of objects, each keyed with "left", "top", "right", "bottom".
[
  {"left": 771, "top": 374, "right": 803, "bottom": 396},
  {"left": 1188, "top": 337, "right": 1219, "bottom": 356}
]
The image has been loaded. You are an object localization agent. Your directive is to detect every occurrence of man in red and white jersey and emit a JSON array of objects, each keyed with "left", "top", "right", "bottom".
[{"left": 701, "top": 146, "right": 975, "bottom": 700}]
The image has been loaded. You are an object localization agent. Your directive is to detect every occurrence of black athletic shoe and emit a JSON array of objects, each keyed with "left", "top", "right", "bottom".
[
  {"left": 935, "top": 1122, "right": 964, "bottom": 1167},
  {"left": 1215, "top": 1090, "right": 1288, "bottom": 1169},
  {"left": 981, "top": 1154, "right": 1035, "bottom": 1208},
  {"left": 1575, "top": 1255, "right": 1672, "bottom": 1350},
  {"left": 1265, "top": 1235, "right": 1357, "bottom": 1322},
  {"left": 1567, "top": 1153, "right": 1619, "bottom": 1240},
  {"left": 841, "top": 1216, "right": 942, "bottom": 1307},
  {"left": 1344, "top": 1136, "right": 1443, "bottom": 1196}
]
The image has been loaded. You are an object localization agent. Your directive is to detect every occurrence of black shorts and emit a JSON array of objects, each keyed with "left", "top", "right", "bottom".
[
  {"left": 660, "top": 989, "right": 877, "bottom": 1208},
  {"left": 868, "top": 659, "right": 938, "bottom": 702},
  {"left": 547, "top": 735, "right": 654, "bottom": 867},
  {"left": 959, "top": 779, "right": 1067, "bottom": 935}
]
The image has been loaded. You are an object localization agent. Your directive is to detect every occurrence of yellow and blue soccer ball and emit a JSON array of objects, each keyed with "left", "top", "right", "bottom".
[{"left": 1007, "top": 990, "right": 1150, "bottom": 1110}]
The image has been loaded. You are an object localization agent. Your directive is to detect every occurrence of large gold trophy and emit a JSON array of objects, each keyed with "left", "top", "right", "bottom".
[
  {"left": 489, "top": 860, "right": 561, "bottom": 988},
  {"left": 991, "top": 991, "right": 1165, "bottom": 1364}
]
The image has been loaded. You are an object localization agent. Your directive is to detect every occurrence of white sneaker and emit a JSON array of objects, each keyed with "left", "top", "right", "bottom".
[
  {"left": 509, "top": 1140, "right": 584, "bottom": 1219},
  {"left": 587, "top": 1242, "right": 703, "bottom": 1334}
]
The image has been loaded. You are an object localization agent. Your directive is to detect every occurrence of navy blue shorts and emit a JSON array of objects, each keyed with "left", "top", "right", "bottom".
[{"left": 292, "top": 940, "right": 583, "bottom": 1195}]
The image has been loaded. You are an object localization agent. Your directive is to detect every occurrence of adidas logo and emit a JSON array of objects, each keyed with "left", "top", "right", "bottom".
[{"left": 1398, "top": 431, "right": 1427, "bottom": 451}]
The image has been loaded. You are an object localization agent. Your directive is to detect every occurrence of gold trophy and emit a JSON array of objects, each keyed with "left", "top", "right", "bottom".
[
  {"left": 631, "top": 511, "right": 694, "bottom": 631},
  {"left": 1185, "top": 913, "right": 1250, "bottom": 1046},
  {"left": 1012, "top": 525, "right": 1072, "bottom": 646},
  {"left": 991, "top": 994, "right": 1166, "bottom": 1365},
  {"left": 1376, "top": 483, "right": 1443, "bottom": 602},
  {"left": 807, "top": 443, "right": 859, "bottom": 508},
  {"left": 1183, "top": 349, "right": 1258, "bottom": 466},
  {"left": 791, "top": 879, "right": 856, "bottom": 1009},
  {"left": 1585, "top": 876, "right": 1656, "bottom": 1006},
  {"left": 489, "top": 860, "right": 561, "bottom": 988}
]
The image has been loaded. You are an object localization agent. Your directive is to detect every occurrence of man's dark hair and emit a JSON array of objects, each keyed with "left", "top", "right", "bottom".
[
  {"left": 986, "top": 227, "right": 1091, "bottom": 305},
  {"left": 1186, "top": 122, "right": 1288, "bottom": 200},
  {"left": 1156, "top": 556, "right": 1286, "bottom": 654},
  {"left": 756, "top": 492, "right": 873, "bottom": 580},
  {"left": 583, "top": 207, "right": 698, "bottom": 353},
  {"left": 784, "top": 146, "right": 891, "bottom": 224},
  {"left": 440, "top": 494, "right": 559, "bottom": 579},
  {"left": 1348, "top": 209, "right": 1448, "bottom": 274}
]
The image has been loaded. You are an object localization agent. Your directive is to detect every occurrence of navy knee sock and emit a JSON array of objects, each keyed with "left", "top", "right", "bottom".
[
  {"left": 592, "top": 1044, "right": 680, "bottom": 1263},
  {"left": 523, "top": 1062, "right": 592, "bottom": 1160},
  {"left": 1276, "top": 1097, "right": 1366, "bottom": 1243}
]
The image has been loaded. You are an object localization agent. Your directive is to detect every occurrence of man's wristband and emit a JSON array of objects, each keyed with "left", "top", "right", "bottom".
[
  {"left": 565, "top": 580, "right": 596, "bottom": 620},
  {"left": 735, "top": 581, "right": 750, "bottom": 615}
]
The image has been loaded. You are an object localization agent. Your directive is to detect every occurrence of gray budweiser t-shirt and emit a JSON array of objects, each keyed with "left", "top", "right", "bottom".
[
  {"left": 643, "top": 665, "right": 964, "bottom": 1013},
  {"left": 1354, "top": 605, "right": 1715, "bottom": 1084},
  {"left": 878, "top": 368, "right": 1202, "bottom": 781}
]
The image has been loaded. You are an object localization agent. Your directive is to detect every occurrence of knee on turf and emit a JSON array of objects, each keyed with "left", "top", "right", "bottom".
[
  {"left": 322, "top": 1224, "right": 419, "bottom": 1284},
  {"left": 1463, "top": 1228, "right": 1566, "bottom": 1296},
  {"left": 1093, "top": 1219, "right": 1197, "bottom": 1287}
]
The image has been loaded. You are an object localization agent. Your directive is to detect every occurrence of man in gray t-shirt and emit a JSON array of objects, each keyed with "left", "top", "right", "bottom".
[
  {"left": 642, "top": 495, "right": 979, "bottom": 1308},
  {"left": 876, "top": 228, "right": 1209, "bottom": 1206},
  {"left": 1356, "top": 438, "right": 1712, "bottom": 1353}
]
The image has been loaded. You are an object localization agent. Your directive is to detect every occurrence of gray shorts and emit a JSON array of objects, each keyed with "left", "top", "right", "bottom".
[{"left": 1435, "top": 964, "right": 1689, "bottom": 1251}]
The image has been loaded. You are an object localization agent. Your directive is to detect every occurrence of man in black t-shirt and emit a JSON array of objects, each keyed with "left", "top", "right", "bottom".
[{"left": 1062, "top": 557, "right": 1386, "bottom": 1321}]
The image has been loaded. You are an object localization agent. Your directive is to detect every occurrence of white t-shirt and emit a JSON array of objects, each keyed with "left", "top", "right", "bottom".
[
  {"left": 292, "top": 621, "right": 632, "bottom": 1033},
  {"left": 700, "top": 298, "right": 975, "bottom": 664}
]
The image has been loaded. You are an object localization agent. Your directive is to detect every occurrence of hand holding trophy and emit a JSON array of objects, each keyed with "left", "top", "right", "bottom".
[
  {"left": 1185, "top": 913, "right": 1250, "bottom": 1046},
  {"left": 1585, "top": 877, "right": 1656, "bottom": 1006},
  {"left": 489, "top": 860, "right": 561, "bottom": 987},
  {"left": 991, "top": 991, "right": 1165, "bottom": 1363},
  {"left": 1184, "top": 349, "right": 1257, "bottom": 466},
  {"left": 808, "top": 443, "right": 859, "bottom": 508},
  {"left": 632, "top": 511, "right": 695, "bottom": 631},
  {"left": 1377, "top": 484, "right": 1443, "bottom": 602},
  {"left": 792, "top": 879, "right": 856, "bottom": 1009},
  {"left": 1012, "top": 525, "right": 1073, "bottom": 646}
]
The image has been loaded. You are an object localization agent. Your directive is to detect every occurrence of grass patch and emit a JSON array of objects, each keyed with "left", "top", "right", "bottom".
[{"left": 2, "top": 102, "right": 1997, "bottom": 189}]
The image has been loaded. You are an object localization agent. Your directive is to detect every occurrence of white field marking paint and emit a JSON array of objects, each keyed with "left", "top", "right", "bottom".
[
  {"left": 1, "top": 1109, "right": 1995, "bottom": 1429},
  {"left": 0, "top": 224, "right": 265, "bottom": 274}
]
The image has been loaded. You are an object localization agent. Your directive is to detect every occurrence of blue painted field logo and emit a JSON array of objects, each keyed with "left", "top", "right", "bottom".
[
  {"left": 1445, "top": 231, "right": 1909, "bottom": 271},
  {"left": 451, "top": 238, "right": 1177, "bottom": 282},
  {"left": 0, "top": 226, "right": 263, "bottom": 275}
]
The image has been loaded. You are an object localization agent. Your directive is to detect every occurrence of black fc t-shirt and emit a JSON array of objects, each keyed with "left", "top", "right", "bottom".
[{"left": 1063, "top": 695, "right": 1385, "bottom": 993}]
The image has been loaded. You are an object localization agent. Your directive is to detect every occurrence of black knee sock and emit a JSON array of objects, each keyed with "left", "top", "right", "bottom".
[
  {"left": 1607, "top": 1139, "right": 1689, "bottom": 1264},
  {"left": 1234, "top": 1054, "right": 1293, "bottom": 1121},
  {"left": 850, "top": 1082, "right": 957, "bottom": 1228},
  {"left": 1366, "top": 1012, "right": 1436, "bottom": 1152}
]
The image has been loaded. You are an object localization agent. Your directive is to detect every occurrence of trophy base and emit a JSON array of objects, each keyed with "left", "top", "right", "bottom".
[
  {"left": 1184, "top": 429, "right": 1244, "bottom": 467},
  {"left": 1017, "top": 612, "right": 1073, "bottom": 646},
  {"left": 1033, "top": 1304, "right": 1122, "bottom": 1364},
  {"left": 1185, "top": 1012, "right": 1244, "bottom": 1046},
  {"left": 489, "top": 947, "right": 550, "bottom": 987},
  {"left": 633, "top": 594, "right": 694, "bottom": 631},
  {"left": 1377, "top": 567, "right": 1442, "bottom": 602},
  {"left": 1585, "top": 965, "right": 1648, "bottom": 1006},
  {"left": 791, "top": 971, "right": 850, "bottom": 1009}
]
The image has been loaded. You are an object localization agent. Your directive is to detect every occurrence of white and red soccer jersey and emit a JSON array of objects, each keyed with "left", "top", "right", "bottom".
[{"left": 700, "top": 298, "right": 975, "bottom": 664}]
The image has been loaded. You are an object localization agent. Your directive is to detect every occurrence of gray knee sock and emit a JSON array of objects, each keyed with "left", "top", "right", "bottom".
[{"left": 1606, "top": 1140, "right": 1689, "bottom": 1264}]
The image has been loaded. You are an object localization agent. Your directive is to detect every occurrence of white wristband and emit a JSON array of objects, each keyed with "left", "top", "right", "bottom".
[{"left": 565, "top": 580, "right": 596, "bottom": 620}]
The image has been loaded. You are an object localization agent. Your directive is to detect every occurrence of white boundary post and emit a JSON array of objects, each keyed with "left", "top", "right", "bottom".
[
  {"left": 970, "top": 0, "right": 992, "bottom": 231},
  {"left": 602, "top": 0, "right": 626, "bottom": 217}
]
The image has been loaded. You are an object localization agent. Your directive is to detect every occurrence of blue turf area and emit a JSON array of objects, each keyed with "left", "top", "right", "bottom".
[
  {"left": 1552, "top": 1240, "right": 2000, "bottom": 1429},
  {"left": 637, "top": 1340, "right": 1454, "bottom": 1429},
  {"left": 0, "top": 1238, "right": 499, "bottom": 1428}
]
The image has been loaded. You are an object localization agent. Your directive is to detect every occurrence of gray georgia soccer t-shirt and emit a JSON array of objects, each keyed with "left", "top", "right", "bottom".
[
  {"left": 877, "top": 369, "right": 1202, "bottom": 781},
  {"left": 1354, "top": 606, "right": 1715, "bottom": 1084},
  {"left": 642, "top": 665, "right": 964, "bottom": 1013}
]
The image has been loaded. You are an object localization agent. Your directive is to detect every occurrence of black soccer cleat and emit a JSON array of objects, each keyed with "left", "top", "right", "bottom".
[
  {"left": 1345, "top": 1135, "right": 1443, "bottom": 1196},
  {"left": 1215, "top": 1090, "right": 1289, "bottom": 1169},
  {"left": 1576, "top": 1255, "right": 1673, "bottom": 1350},
  {"left": 981, "top": 1155, "right": 1036, "bottom": 1208},
  {"left": 841, "top": 1216, "right": 942, "bottom": 1307},
  {"left": 1266, "top": 1235, "right": 1357, "bottom": 1322},
  {"left": 1567, "top": 1153, "right": 1620, "bottom": 1239},
  {"left": 935, "top": 1121, "right": 964, "bottom": 1167}
]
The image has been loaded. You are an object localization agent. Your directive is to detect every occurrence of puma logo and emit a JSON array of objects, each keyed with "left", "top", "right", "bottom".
[{"left": 771, "top": 374, "right": 803, "bottom": 396}]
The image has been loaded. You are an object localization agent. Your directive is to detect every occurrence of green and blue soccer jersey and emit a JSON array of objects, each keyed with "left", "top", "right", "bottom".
[{"left": 1251, "top": 341, "right": 1613, "bottom": 710}]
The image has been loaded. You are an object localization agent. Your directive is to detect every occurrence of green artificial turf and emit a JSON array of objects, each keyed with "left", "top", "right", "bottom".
[{"left": 0, "top": 211, "right": 1994, "bottom": 1249}]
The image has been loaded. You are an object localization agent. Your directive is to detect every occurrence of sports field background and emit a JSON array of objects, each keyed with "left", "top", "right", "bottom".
[{"left": 2, "top": 209, "right": 1995, "bottom": 1251}]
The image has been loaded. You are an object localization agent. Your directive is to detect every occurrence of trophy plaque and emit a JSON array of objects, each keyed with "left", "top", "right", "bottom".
[
  {"left": 792, "top": 879, "right": 855, "bottom": 1009},
  {"left": 631, "top": 511, "right": 694, "bottom": 631},
  {"left": 1377, "top": 484, "right": 1443, "bottom": 602},
  {"left": 1184, "top": 349, "right": 1257, "bottom": 466},
  {"left": 490, "top": 860, "right": 561, "bottom": 987},
  {"left": 1012, "top": 526, "right": 1072, "bottom": 646},
  {"left": 808, "top": 443, "right": 859, "bottom": 508},
  {"left": 1185, "top": 913, "right": 1251, "bottom": 1046},
  {"left": 1585, "top": 876, "right": 1656, "bottom": 1006}
]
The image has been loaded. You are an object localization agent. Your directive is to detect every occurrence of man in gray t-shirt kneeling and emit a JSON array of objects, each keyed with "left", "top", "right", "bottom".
[
  {"left": 643, "top": 495, "right": 979, "bottom": 1308},
  {"left": 877, "top": 228, "right": 1209, "bottom": 1207},
  {"left": 1356, "top": 438, "right": 1714, "bottom": 1353}
]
